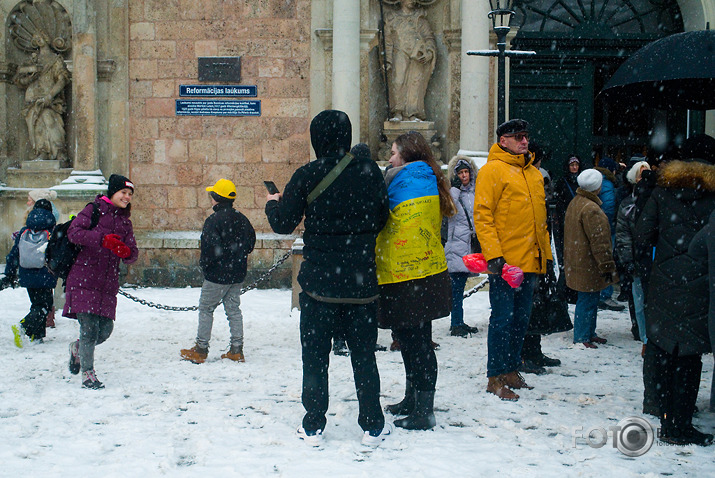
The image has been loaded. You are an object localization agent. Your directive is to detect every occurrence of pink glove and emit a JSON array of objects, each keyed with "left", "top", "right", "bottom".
[
  {"left": 462, "top": 253, "right": 488, "bottom": 274},
  {"left": 502, "top": 263, "right": 524, "bottom": 288}
]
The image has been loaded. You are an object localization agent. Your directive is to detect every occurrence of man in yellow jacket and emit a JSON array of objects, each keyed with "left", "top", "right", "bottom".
[{"left": 474, "top": 119, "right": 552, "bottom": 401}]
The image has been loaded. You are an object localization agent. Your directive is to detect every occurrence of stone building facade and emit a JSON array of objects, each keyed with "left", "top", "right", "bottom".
[{"left": 0, "top": 0, "right": 713, "bottom": 288}]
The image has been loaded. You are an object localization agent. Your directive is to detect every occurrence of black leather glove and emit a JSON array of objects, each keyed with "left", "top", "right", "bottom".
[
  {"left": 487, "top": 257, "right": 506, "bottom": 275},
  {"left": 546, "top": 259, "right": 554, "bottom": 273},
  {"left": 601, "top": 272, "right": 612, "bottom": 282}
]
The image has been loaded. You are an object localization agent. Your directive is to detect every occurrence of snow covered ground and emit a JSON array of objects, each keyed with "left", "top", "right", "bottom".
[{"left": 2, "top": 285, "right": 713, "bottom": 477}]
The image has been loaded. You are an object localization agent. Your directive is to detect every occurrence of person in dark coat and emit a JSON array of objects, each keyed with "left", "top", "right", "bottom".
[
  {"left": 377, "top": 131, "right": 455, "bottom": 430},
  {"left": 4, "top": 199, "right": 57, "bottom": 342},
  {"left": 180, "top": 178, "right": 256, "bottom": 364},
  {"left": 688, "top": 209, "right": 715, "bottom": 411},
  {"left": 595, "top": 157, "right": 625, "bottom": 311},
  {"left": 635, "top": 148, "right": 715, "bottom": 446},
  {"left": 265, "top": 110, "right": 391, "bottom": 447},
  {"left": 552, "top": 155, "right": 581, "bottom": 303},
  {"left": 64, "top": 174, "right": 139, "bottom": 389}
]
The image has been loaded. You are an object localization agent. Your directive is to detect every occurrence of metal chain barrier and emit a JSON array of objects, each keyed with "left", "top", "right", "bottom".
[
  {"left": 118, "top": 251, "right": 292, "bottom": 311},
  {"left": 463, "top": 277, "right": 489, "bottom": 299}
]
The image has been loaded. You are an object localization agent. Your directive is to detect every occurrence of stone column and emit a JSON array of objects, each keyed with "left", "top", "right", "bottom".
[
  {"left": 332, "top": 0, "right": 361, "bottom": 144},
  {"left": 71, "top": 0, "right": 99, "bottom": 172},
  {"left": 460, "top": 0, "right": 491, "bottom": 151}
]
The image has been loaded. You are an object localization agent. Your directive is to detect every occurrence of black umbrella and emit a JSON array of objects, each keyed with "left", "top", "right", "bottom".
[{"left": 599, "top": 30, "right": 715, "bottom": 110}]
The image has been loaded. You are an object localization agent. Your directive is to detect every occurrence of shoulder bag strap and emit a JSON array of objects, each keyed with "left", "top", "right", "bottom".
[
  {"left": 457, "top": 195, "right": 475, "bottom": 233},
  {"left": 306, "top": 153, "right": 354, "bottom": 205}
]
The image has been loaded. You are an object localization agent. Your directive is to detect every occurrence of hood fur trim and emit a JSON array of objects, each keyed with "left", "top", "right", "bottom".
[{"left": 657, "top": 160, "right": 715, "bottom": 192}]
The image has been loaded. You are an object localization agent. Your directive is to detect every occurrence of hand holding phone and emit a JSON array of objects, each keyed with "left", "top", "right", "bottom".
[{"left": 264, "top": 181, "right": 279, "bottom": 194}]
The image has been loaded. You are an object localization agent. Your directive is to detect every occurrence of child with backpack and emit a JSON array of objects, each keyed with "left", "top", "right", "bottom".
[
  {"left": 64, "top": 174, "right": 138, "bottom": 389},
  {"left": 4, "top": 199, "right": 57, "bottom": 343},
  {"left": 180, "top": 178, "right": 256, "bottom": 364}
]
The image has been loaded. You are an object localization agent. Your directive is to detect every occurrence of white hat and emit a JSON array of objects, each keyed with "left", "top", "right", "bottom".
[
  {"left": 577, "top": 169, "right": 602, "bottom": 192},
  {"left": 626, "top": 161, "right": 650, "bottom": 185},
  {"left": 28, "top": 189, "right": 57, "bottom": 202}
]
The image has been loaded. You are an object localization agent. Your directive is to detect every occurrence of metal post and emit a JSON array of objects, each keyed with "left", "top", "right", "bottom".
[{"left": 495, "top": 26, "right": 508, "bottom": 126}]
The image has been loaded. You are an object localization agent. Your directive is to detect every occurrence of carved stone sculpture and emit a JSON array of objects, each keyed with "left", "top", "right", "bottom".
[
  {"left": 384, "top": 0, "right": 437, "bottom": 122},
  {"left": 10, "top": 0, "right": 72, "bottom": 162}
]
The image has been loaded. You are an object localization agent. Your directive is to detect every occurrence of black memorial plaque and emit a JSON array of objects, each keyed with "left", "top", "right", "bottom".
[{"left": 198, "top": 57, "right": 241, "bottom": 82}]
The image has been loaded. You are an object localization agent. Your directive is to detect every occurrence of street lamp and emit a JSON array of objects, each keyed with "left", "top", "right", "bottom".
[
  {"left": 467, "top": 0, "right": 535, "bottom": 126},
  {"left": 489, "top": 0, "right": 515, "bottom": 125}
]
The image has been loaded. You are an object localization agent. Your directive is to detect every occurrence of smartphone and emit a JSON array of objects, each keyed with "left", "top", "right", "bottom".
[{"left": 264, "top": 181, "right": 280, "bottom": 194}]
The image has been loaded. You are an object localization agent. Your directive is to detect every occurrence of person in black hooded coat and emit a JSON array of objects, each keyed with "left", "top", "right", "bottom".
[
  {"left": 552, "top": 155, "right": 581, "bottom": 302},
  {"left": 265, "top": 110, "right": 390, "bottom": 444},
  {"left": 634, "top": 145, "right": 715, "bottom": 446}
]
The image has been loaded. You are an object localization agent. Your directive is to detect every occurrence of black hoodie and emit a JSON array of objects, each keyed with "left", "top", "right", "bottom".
[{"left": 265, "top": 110, "right": 389, "bottom": 300}]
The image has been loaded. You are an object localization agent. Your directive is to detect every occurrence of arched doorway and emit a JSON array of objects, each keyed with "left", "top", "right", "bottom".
[{"left": 509, "top": 0, "right": 689, "bottom": 174}]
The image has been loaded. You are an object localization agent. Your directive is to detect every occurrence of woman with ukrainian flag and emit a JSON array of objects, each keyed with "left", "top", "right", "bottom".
[{"left": 377, "top": 131, "right": 456, "bottom": 430}]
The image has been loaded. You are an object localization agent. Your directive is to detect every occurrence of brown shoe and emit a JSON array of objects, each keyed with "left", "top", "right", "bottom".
[
  {"left": 221, "top": 345, "right": 245, "bottom": 362},
  {"left": 180, "top": 344, "right": 208, "bottom": 364},
  {"left": 503, "top": 371, "right": 534, "bottom": 390},
  {"left": 487, "top": 376, "right": 519, "bottom": 401}
]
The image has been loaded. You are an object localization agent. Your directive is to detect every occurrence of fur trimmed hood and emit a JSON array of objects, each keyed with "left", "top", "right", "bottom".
[
  {"left": 657, "top": 160, "right": 715, "bottom": 192},
  {"left": 594, "top": 166, "right": 617, "bottom": 185},
  {"left": 447, "top": 155, "right": 479, "bottom": 188}
]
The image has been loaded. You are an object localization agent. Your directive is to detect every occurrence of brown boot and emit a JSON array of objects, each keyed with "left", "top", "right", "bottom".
[
  {"left": 221, "top": 345, "right": 245, "bottom": 362},
  {"left": 46, "top": 307, "right": 56, "bottom": 328},
  {"left": 180, "top": 344, "right": 208, "bottom": 364},
  {"left": 503, "top": 371, "right": 534, "bottom": 390},
  {"left": 487, "top": 376, "right": 519, "bottom": 401}
]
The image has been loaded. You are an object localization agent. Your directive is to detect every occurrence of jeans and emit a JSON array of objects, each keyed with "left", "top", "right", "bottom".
[
  {"left": 78, "top": 312, "right": 114, "bottom": 372},
  {"left": 299, "top": 292, "right": 384, "bottom": 433},
  {"left": 196, "top": 280, "right": 244, "bottom": 349},
  {"left": 573, "top": 291, "right": 600, "bottom": 343},
  {"left": 487, "top": 273, "right": 536, "bottom": 377},
  {"left": 632, "top": 277, "right": 647, "bottom": 343},
  {"left": 600, "top": 285, "right": 613, "bottom": 302},
  {"left": 449, "top": 272, "right": 469, "bottom": 327}
]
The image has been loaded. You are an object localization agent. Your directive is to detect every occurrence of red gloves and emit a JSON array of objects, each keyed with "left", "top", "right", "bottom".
[
  {"left": 102, "top": 234, "right": 131, "bottom": 259},
  {"left": 502, "top": 263, "right": 524, "bottom": 288},
  {"left": 462, "top": 253, "right": 488, "bottom": 274}
]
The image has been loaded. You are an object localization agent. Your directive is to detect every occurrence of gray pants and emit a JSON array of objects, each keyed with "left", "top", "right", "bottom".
[
  {"left": 77, "top": 313, "right": 114, "bottom": 372},
  {"left": 196, "top": 280, "right": 243, "bottom": 349}
]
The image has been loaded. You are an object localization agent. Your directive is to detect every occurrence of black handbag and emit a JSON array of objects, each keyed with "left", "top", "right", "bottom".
[{"left": 528, "top": 266, "right": 573, "bottom": 335}]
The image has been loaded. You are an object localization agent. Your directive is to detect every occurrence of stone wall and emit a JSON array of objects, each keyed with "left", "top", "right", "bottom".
[{"left": 124, "top": 0, "right": 313, "bottom": 286}]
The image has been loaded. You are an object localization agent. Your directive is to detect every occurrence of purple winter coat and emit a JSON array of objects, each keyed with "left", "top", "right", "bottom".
[{"left": 63, "top": 195, "right": 138, "bottom": 320}]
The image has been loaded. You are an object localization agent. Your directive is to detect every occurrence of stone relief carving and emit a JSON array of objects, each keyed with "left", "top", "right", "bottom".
[
  {"left": 9, "top": 0, "right": 72, "bottom": 162},
  {"left": 384, "top": 0, "right": 437, "bottom": 122}
]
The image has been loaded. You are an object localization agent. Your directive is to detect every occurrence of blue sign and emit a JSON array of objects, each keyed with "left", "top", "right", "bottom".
[
  {"left": 175, "top": 100, "right": 261, "bottom": 117},
  {"left": 179, "top": 85, "right": 257, "bottom": 97}
]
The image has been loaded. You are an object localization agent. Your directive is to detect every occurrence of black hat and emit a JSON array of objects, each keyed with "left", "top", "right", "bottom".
[
  {"left": 107, "top": 174, "right": 135, "bottom": 199},
  {"left": 33, "top": 199, "right": 52, "bottom": 212},
  {"left": 496, "top": 119, "right": 529, "bottom": 139},
  {"left": 455, "top": 160, "right": 471, "bottom": 173}
]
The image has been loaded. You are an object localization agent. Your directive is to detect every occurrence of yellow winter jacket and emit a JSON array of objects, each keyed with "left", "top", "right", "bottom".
[{"left": 473, "top": 143, "right": 552, "bottom": 273}]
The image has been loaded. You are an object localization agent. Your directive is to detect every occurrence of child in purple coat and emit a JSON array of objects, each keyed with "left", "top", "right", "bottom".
[{"left": 64, "top": 174, "right": 139, "bottom": 389}]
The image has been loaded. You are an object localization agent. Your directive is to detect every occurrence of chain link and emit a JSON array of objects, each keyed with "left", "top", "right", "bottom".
[
  {"left": 119, "top": 253, "right": 484, "bottom": 311},
  {"left": 463, "top": 277, "right": 489, "bottom": 299},
  {"left": 118, "top": 251, "right": 292, "bottom": 312}
]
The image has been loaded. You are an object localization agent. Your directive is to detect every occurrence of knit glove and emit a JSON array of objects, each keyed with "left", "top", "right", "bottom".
[
  {"left": 102, "top": 234, "right": 131, "bottom": 259},
  {"left": 463, "top": 253, "right": 488, "bottom": 273}
]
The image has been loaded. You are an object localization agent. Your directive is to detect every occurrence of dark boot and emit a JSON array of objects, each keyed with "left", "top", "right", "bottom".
[
  {"left": 385, "top": 380, "right": 415, "bottom": 415},
  {"left": 394, "top": 390, "right": 436, "bottom": 430}
]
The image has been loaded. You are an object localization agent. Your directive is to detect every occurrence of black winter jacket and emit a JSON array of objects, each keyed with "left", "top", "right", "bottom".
[
  {"left": 200, "top": 202, "right": 256, "bottom": 284},
  {"left": 635, "top": 160, "right": 715, "bottom": 356},
  {"left": 265, "top": 110, "right": 389, "bottom": 300}
]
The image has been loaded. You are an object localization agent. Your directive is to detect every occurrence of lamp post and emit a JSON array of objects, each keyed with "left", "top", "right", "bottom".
[{"left": 467, "top": 0, "right": 535, "bottom": 126}]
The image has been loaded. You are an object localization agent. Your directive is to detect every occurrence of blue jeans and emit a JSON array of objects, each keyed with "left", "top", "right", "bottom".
[
  {"left": 632, "top": 277, "right": 647, "bottom": 343},
  {"left": 573, "top": 291, "right": 600, "bottom": 343},
  {"left": 449, "top": 272, "right": 469, "bottom": 327},
  {"left": 487, "top": 273, "right": 536, "bottom": 377},
  {"left": 600, "top": 285, "right": 613, "bottom": 301}
]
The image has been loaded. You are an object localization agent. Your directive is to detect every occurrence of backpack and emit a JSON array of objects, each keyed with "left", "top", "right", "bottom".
[
  {"left": 46, "top": 203, "right": 100, "bottom": 279},
  {"left": 18, "top": 229, "right": 50, "bottom": 269}
]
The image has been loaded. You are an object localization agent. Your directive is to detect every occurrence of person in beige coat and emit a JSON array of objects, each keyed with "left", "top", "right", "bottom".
[{"left": 564, "top": 169, "right": 617, "bottom": 348}]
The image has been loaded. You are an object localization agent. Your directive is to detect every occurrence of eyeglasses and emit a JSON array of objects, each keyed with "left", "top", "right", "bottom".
[{"left": 503, "top": 133, "right": 529, "bottom": 141}]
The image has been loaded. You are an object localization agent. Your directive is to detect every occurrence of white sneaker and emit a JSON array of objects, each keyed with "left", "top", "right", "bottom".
[
  {"left": 297, "top": 427, "right": 324, "bottom": 447},
  {"left": 361, "top": 423, "right": 393, "bottom": 447}
]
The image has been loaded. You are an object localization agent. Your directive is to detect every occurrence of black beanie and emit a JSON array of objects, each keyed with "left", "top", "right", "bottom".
[
  {"left": 107, "top": 174, "right": 135, "bottom": 198},
  {"left": 33, "top": 199, "right": 52, "bottom": 212}
]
